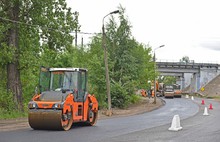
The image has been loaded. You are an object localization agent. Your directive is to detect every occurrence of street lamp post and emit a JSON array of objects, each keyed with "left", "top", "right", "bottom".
[
  {"left": 153, "top": 45, "right": 165, "bottom": 104},
  {"left": 102, "top": 10, "right": 119, "bottom": 116}
]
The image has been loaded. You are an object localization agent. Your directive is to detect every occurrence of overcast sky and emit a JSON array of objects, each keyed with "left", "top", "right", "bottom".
[{"left": 67, "top": 0, "right": 220, "bottom": 63}]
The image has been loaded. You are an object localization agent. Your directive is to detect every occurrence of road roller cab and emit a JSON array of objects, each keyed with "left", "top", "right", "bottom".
[{"left": 28, "top": 67, "right": 98, "bottom": 131}]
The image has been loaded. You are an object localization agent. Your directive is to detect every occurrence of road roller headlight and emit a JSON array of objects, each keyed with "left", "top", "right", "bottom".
[
  {"left": 28, "top": 101, "right": 38, "bottom": 109},
  {"left": 52, "top": 102, "right": 64, "bottom": 109}
]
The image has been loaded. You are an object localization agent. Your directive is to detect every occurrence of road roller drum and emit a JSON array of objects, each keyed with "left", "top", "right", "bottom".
[{"left": 28, "top": 109, "right": 63, "bottom": 130}]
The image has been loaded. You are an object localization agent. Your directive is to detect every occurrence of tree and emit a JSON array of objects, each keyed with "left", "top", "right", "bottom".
[
  {"left": 162, "top": 76, "right": 176, "bottom": 85},
  {"left": 180, "top": 56, "right": 190, "bottom": 63},
  {"left": 0, "top": 2, "right": 154, "bottom": 112},
  {"left": 85, "top": 36, "right": 107, "bottom": 108},
  {"left": 0, "top": 0, "right": 79, "bottom": 112},
  {"left": 0, "top": 0, "right": 24, "bottom": 111},
  {"left": 86, "top": 5, "right": 154, "bottom": 108}
]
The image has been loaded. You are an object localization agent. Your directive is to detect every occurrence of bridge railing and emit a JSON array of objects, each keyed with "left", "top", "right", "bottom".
[
  {"left": 156, "top": 59, "right": 219, "bottom": 67},
  {"left": 156, "top": 59, "right": 219, "bottom": 64}
]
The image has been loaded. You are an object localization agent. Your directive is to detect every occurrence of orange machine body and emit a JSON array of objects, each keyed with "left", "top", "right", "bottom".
[
  {"left": 28, "top": 67, "right": 98, "bottom": 131},
  {"left": 173, "top": 84, "right": 182, "bottom": 98}
]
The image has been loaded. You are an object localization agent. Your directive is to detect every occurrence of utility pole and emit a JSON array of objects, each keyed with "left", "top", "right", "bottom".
[
  {"left": 153, "top": 45, "right": 165, "bottom": 104},
  {"left": 81, "top": 37, "right": 83, "bottom": 48},
  {"left": 102, "top": 10, "right": 119, "bottom": 116},
  {"left": 75, "top": 11, "right": 79, "bottom": 47}
]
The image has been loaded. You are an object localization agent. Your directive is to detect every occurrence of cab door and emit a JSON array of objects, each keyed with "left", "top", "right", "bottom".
[
  {"left": 77, "top": 71, "right": 87, "bottom": 102},
  {"left": 39, "top": 66, "right": 50, "bottom": 93},
  {"left": 73, "top": 70, "right": 87, "bottom": 121}
]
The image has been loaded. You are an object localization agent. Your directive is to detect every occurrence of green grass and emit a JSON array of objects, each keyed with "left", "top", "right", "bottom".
[
  {"left": 0, "top": 108, "right": 27, "bottom": 119},
  {"left": 208, "top": 96, "right": 220, "bottom": 100},
  {"left": 129, "top": 94, "right": 141, "bottom": 104}
]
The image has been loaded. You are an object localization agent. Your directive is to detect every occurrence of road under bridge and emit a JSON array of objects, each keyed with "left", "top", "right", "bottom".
[{"left": 156, "top": 61, "right": 220, "bottom": 92}]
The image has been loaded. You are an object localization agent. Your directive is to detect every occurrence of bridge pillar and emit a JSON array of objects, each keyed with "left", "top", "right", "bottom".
[
  {"left": 176, "top": 76, "right": 185, "bottom": 90},
  {"left": 196, "top": 73, "right": 201, "bottom": 91},
  {"left": 181, "top": 77, "right": 185, "bottom": 90},
  {"left": 190, "top": 73, "right": 195, "bottom": 93},
  {"left": 190, "top": 73, "right": 200, "bottom": 93},
  {"left": 176, "top": 77, "right": 181, "bottom": 85}
]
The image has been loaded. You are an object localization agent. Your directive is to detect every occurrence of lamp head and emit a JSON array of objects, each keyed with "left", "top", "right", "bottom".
[
  {"left": 159, "top": 45, "right": 165, "bottom": 48},
  {"left": 110, "top": 10, "right": 119, "bottom": 14}
]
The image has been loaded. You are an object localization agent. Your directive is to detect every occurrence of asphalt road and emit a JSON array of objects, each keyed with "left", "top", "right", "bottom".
[
  {"left": 0, "top": 97, "right": 204, "bottom": 142},
  {"left": 99, "top": 97, "right": 220, "bottom": 142}
]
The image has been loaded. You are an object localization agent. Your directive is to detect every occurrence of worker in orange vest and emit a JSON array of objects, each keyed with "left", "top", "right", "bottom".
[
  {"left": 141, "top": 89, "right": 147, "bottom": 97},
  {"left": 151, "top": 88, "right": 155, "bottom": 98}
]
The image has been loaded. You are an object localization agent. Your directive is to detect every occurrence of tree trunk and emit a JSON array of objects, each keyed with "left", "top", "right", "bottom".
[{"left": 6, "top": 0, "right": 23, "bottom": 111}]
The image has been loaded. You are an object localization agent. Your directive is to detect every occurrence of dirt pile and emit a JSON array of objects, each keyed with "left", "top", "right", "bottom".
[
  {"left": 182, "top": 85, "right": 190, "bottom": 93},
  {"left": 198, "top": 74, "right": 220, "bottom": 97}
]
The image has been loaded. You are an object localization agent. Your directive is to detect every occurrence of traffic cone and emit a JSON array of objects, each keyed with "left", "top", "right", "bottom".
[
  {"left": 185, "top": 95, "right": 189, "bottom": 99},
  {"left": 191, "top": 96, "right": 194, "bottom": 100},
  {"left": 168, "top": 115, "right": 183, "bottom": 131},
  {"left": 203, "top": 107, "right": 209, "bottom": 116},
  {"left": 201, "top": 100, "right": 205, "bottom": 105},
  {"left": 209, "top": 103, "right": 213, "bottom": 110}
]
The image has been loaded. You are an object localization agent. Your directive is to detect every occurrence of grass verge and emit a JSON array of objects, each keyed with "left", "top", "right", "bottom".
[{"left": 0, "top": 108, "right": 27, "bottom": 120}]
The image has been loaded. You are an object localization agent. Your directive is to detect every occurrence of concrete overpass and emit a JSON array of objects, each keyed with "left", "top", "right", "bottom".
[{"left": 156, "top": 61, "right": 220, "bottom": 92}]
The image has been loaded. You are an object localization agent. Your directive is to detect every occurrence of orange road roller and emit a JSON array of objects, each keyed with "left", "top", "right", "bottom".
[{"left": 28, "top": 67, "right": 98, "bottom": 131}]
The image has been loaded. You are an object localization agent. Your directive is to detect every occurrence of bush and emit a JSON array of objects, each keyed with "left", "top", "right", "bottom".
[
  {"left": 0, "top": 87, "right": 27, "bottom": 119},
  {"left": 129, "top": 94, "right": 141, "bottom": 104},
  {"left": 111, "top": 81, "right": 130, "bottom": 108},
  {"left": 0, "top": 88, "right": 15, "bottom": 112},
  {"left": 0, "top": 108, "right": 27, "bottom": 119}
]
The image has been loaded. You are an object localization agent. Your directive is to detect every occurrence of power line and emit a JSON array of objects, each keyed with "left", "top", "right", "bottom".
[
  {"left": 76, "top": 31, "right": 101, "bottom": 35},
  {"left": 0, "top": 16, "right": 101, "bottom": 35},
  {"left": 0, "top": 16, "right": 39, "bottom": 28}
]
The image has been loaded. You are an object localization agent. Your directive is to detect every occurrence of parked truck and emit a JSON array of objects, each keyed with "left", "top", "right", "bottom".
[
  {"left": 173, "top": 84, "right": 182, "bottom": 98},
  {"left": 164, "top": 85, "right": 174, "bottom": 98}
]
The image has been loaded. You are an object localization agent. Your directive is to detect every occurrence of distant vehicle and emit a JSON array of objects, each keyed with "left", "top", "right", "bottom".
[
  {"left": 149, "top": 81, "right": 164, "bottom": 97},
  {"left": 157, "top": 83, "right": 165, "bottom": 97},
  {"left": 173, "top": 84, "right": 182, "bottom": 98},
  {"left": 164, "top": 85, "right": 174, "bottom": 98}
]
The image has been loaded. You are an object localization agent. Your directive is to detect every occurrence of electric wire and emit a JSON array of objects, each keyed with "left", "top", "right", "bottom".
[{"left": 0, "top": 16, "right": 101, "bottom": 35}]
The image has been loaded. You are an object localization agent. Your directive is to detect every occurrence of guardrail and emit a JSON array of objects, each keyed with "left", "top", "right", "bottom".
[
  {"left": 156, "top": 59, "right": 219, "bottom": 64},
  {"left": 156, "top": 61, "right": 220, "bottom": 68}
]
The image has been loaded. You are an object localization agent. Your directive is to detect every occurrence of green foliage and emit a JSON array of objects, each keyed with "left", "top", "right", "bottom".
[
  {"left": 0, "top": 89, "right": 15, "bottom": 112},
  {"left": 129, "top": 94, "right": 141, "bottom": 104},
  {"left": 99, "top": 5, "right": 153, "bottom": 108},
  {"left": 111, "top": 81, "right": 129, "bottom": 108},
  {"left": 76, "top": 5, "right": 154, "bottom": 109},
  {"left": 21, "top": 67, "right": 40, "bottom": 103},
  {"left": 162, "top": 76, "right": 176, "bottom": 85},
  {"left": 0, "top": 108, "right": 27, "bottom": 119},
  {"left": 0, "top": 0, "right": 79, "bottom": 117},
  {"left": 0, "top": 3, "right": 155, "bottom": 117},
  {"left": 0, "top": 43, "right": 16, "bottom": 66},
  {"left": 111, "top": 81, "right": 141, "bottom": 108},
  {"left": 180, "top": 56, "right": 190, "bottom": 63}
]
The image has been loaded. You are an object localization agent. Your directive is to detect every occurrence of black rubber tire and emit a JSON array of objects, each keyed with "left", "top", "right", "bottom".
[
  {"left": 87, "top": 108, "right": 98, "bottom": 126},
  {"left": 62, "top": 111, "right": 73, "bottom": 131}
]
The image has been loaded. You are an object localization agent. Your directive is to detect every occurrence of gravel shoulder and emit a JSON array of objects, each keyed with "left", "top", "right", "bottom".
[{"left": 0, "top": 97, "right": 164, "bottom": 132}]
